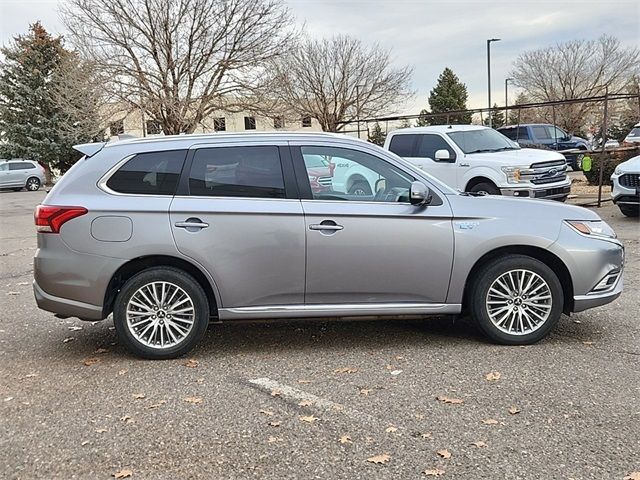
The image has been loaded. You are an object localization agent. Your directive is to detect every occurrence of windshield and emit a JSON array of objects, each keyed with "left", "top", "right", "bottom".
[
  {"left": 447, "top": 129, "right": 520, "bottom": 154},
  {"left": 627, "top": 127, "right": 640, "bottom": 138}
]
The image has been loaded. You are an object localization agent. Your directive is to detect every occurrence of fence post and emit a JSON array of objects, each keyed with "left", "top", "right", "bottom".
[{"left": 597, "top": 87, "right": 609, "bottom": 208}]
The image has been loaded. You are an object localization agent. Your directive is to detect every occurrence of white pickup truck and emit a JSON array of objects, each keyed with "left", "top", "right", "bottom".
[{"left": 384, "top": 125, "right": 571, "bottom": 201}]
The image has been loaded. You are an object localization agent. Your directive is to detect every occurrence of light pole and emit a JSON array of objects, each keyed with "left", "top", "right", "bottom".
[
  {"left": 487, "top": 38, "right": 501, "bottom": 127},
  {"left": 355, "top": 84, "right": 364, "bottom": 139},
  {"left": 505, "top": 77, "right": 513, "bottom": 123}
]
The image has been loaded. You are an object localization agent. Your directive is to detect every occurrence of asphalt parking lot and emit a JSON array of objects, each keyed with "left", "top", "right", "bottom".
[{"left": 0, "top": 189, "right": 638, "bottom": 480}]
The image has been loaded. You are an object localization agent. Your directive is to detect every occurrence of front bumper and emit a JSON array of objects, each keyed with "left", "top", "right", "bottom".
[
  {"left": 610, "top": 175, "right": 639, "bottom": 205},
  {"left": 573, "top": 276, "right": 623, "bottom": 312},
  {"left": 501, "top": 183, "right": 571, "bottom": 200}
]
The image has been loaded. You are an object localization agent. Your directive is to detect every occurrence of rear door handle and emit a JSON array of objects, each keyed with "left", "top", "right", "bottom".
[
  {"left": 309, "top": 224, "right": 343, "bottom": 231},
  {"left": 175, "top": 218, "right": 209, "bottom": 229}
]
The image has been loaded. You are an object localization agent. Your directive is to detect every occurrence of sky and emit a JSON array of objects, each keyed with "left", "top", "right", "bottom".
[{"left": 1, "top": 0, "right": 638, "bottom": 115}]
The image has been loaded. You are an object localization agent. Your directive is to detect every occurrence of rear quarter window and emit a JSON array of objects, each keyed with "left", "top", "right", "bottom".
[
  {"left": 388, "top": 134, "right": 418, "bottom": 157},
  {"left": 106, "top": 150, "right": 187, "bottom": 195}
]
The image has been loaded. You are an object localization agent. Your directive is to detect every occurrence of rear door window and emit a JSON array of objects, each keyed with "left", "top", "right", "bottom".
[
  {"left": 106, "top": 150, "right": 187, "bottom": 195},
  {"left": 388, "top": 134, "right": 418, "bottom": 157},
  {"left": 531, "top": 126, "right": 551, "bottom": 140},
  {"left": 188, "top": 146, "right": 285, "bottom": 198}
]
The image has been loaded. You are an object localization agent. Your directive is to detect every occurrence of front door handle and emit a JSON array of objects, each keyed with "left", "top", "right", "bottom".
[
  {"left": 459, "top": 162, "right": 470, "bottom": 167},
  {"left": 175, "top": 218, "right": 209, "bottom": 230},
  {"left": 309, "top": 220, "right": 344, "bottom": 232}
]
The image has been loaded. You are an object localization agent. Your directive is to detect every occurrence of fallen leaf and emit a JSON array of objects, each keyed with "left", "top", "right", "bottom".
[
  {"left": 16, "top": 281, "right": 29, "bottom": 286},
  {"left": 298, "top": 399, "right": 313, "bottom": 407},
  {"left": 81, "top": 440, "right": 90, "bottom": 446},
  {"left": 339, "top": 435, "right": 352, "bottom": 444},
  {"left": 573, "top": 320, "right": 582, "bottom": 324},
  {"left": 68, "top": 326, "right": 83, "bottom": 331},
  {"left": 83, "top": 357, "right": 101, "bottom": 366},
  {"left": 270, "top": 389, "right": 282, "bottom": 397},
  {"left": 146, "top": 400, "right": 166, "bottom": 410},
  {"left": 118, "top": 369, "right": 128, "bottom": 376},
  {"left": 508, "top": 406, "right": 521, "bottom": 415},
  {"left": 367, "top": 453, "right": 391, "bottom": 464},
  {"left": 385, "top": 426, "right": 398, "bottom": 433},
  {"left": 482, "top": 419, "right": 499, "bottom": 425},
  {"left": 390, "top": 370, "right": 403, "bottom": 375},
  {"left": 359, "top": 388, "right": 372, "bottom": 396},
  {"left": 297, "top": 379, "right": 313, "bottom": 384},
  {"left": 415, "top": 414, "right": 425, "bottom": 420},
  {"left": 184, "top": 359, "right": 199, "bottom": 368},
  {"left": 332, "top": 404, "right": 344, "bottom": 411},
  {"left": 267, "top": 436, "right": 279, "bottom": 443},
  {"left": 423, "top": 468, "right": 446, "bottom": 477},
  {"left": 268, "top": 421, "right": 281, "bottom": 427},
  {"left": 624, "top": 473, "right": 640, "bottom": 480},
  {"left": 120, "top": 415, "right": 134, "bottom": 424},
  {"left": 183, "top": 396, "right": 202, "bottom": 404},
  {"left": 95, "top": 348, "right": 109, "bottom": 354},
  {"left": 299, "top": 415, "right": 318, "bottom": 424},
  {"left": 7, "top": 291, "right": 19, "bottom": 295},
  {"left": 62, "top": 337, "right": 75, "bottom": 343},
  {"left": 24, "top": 373, "right": 38, "bottom": 378},
  {"left": 420, "top": 432, "right": 432, "bottom": 439},
  {"left": 96, "top": 428, "right": 107, "bottom": 433},
  {"left": 4, "top": 397, "right": 13, "bottom": 402},
  {"left": 436, "top": 396, "right": 464, "bottom": 405},
  {"left": 471, "top": 441, "right": 488, "bottom": 448},
  {"left": 582, "top": 341, "right": 594, "bottom": 346},
  {"left": 334, "top": 367, "right": 358, "bottom": 374},
  {"left": 196, "top": 378, "right": 204, "bottom": 384},
  {"left": 365, "top": 436, "right": 375, "bottom": 444},
  {"left": 485, "top": 371, "right": 501, "bottom": 381},
  {"left": 112, "top": 469, "right": 132, "bottom": 479},
  {"left": 132, "top": 393, "right": 146, "bottom": 400},
  {"left": 260, "top": 409, "right": 274, "bottom": 416},
  {"left": 437, "top": 449, "right": 451, "bottom": 459}
]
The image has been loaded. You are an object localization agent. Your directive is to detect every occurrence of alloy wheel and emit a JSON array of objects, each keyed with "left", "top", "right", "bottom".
[
  {"left": 126, "top": 281, "right": 195, "bottom": 349},
  {"left": 27, "top": 178, "right": 40, "bottom": 191},
  {"left": 485, "top": 269, "right": 553, "bottom": 335}
]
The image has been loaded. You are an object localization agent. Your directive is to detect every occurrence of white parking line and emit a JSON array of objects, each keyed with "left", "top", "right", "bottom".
[{"left": 248, "top": 377, "right": 374, "bottom": 422}]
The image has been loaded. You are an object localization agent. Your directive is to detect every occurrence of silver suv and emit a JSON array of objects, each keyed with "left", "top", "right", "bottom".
[
  {"left": 33, "top": 133, "right": 624, "bottom": 359},
  {"left": 0, "top": 159, "right": 45, "bottom": 191}
]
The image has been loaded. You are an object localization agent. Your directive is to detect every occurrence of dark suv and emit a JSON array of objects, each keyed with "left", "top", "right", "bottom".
[{"left": 498, "top": 124, "right": 590, "bottom": 171}]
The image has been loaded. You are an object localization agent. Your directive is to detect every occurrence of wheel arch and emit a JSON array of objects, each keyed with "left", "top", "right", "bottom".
[
  {"left": 102, "top": 255, "right": 219, "bottom": 319},
  {"left": 461, "top": 245, "right": 574, "bottom": 315},
  {"left": 465, "top": 176, "right": 499, "bottom": 192},
  {"left": 346, "top": 173, "right": 370, "bottom": 192}
]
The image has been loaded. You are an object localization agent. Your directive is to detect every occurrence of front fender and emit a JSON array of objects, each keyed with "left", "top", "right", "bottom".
[{"left": 461, "top": 166, "right": 505, "bottom": 191}]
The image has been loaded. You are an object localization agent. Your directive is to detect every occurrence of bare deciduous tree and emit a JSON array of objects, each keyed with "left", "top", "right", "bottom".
[
  {"left": 510, "top": 35, "right": 639, "bottom": 132},
  {"left": 62, "top": 0, "right": 295, "bottom": 135},
  {"left": 268, "top": 35, "right": 413, "bottom": 132}
]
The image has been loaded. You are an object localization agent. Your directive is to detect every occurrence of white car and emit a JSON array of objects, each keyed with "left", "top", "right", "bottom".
[
  {"left": 384, "top": 125, "right": 571, "bottom": 201},
  {"left": 611, "top": 154, "right": 639, "bottom": 217},
  {"left": 0, "top": 159, "right": 46, "bottom": 191},
  {"left": 623, "top": 123, "right": 640, "bottom": 145}
]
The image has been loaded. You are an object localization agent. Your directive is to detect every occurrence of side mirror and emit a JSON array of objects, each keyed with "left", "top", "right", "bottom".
[
  {"left": 435, "top": 149, "right": 454, "bottom": 162},
  {"left": 410, "top": 181, "right": 431, "bottom": 206}
]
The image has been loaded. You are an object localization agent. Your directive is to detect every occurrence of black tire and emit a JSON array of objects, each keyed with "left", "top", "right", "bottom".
[
  {"left": 348, "top": 181, "right": 372, "bottom": 196},
  {"left": 468, "top": 254, "right": 563, "bottom": 345},
  {"left": 26, "top": 177, "right": 41, "bottom": 191},
  {"left": 619, "top": 204, "right": 639, "bottom": 217},
  {"left": 468, "top": 182, "right": 500, "bottom": 195},
  {"left": 113, "top": 267, "right": 209, "bottom": 359}
]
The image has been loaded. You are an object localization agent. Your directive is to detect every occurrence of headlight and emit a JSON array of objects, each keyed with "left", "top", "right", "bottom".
[
  {"left": 501, "top": 166, "right": 521, "bottom": 184},
  {"left": 566, "top": 220, "right": 616, "bottom": 239},
  {"left": 613, "top": 166, "right": 623, "bottom": 175}
]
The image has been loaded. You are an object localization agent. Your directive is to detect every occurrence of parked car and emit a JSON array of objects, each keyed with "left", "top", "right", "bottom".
[
  {"left": 303, "top": 154, "right": 334, "bottom": 194},
  {"left": 623, "top": 122, "right": 640, "bottom": 146},
  {"left": 384, "top": 125, "right": 571, "bottom": 201},
  {"left": 34, "top": 133, "right": 623, "bottom": 359},
  {"left": 611, "top": 154, "right": 639, "bottom": 217},
  {"left": 0, "top": 159, "right": 45, "bottom": 191},
  {"left": 497, "top": 124, "right": 589, "bottom": 170}
]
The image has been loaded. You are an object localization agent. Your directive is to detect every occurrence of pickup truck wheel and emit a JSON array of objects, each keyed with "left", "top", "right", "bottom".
[
  {"left": 469, "top": 255, "right": 563, "bottom": 345},
  {"left": 113, "top": 267, "right": 209, "bottom": 359},
  {"left": 619, "top": 204, "right": 639, "bottom": 217},
  {"left": 348, "top": 181, "right": 372, "bottom": 196},
  {"left": 468, "top": 182, "right": 500, "bottom": 195}
]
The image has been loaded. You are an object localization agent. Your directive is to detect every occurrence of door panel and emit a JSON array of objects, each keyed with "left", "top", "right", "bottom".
[
  {"left": 302, "top": 200, "right": 454, "bottom": 304},
  {"left": 410, "top": 134, "right": 458, "bottom": 188}
]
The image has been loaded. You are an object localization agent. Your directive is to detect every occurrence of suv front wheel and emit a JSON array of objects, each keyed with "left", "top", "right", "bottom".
[
  {"left": 113, "top": 267, "right": 209, "bottom": 359},
  {"left": 469, "top": 255, "right": 563, "bottom": 345}
]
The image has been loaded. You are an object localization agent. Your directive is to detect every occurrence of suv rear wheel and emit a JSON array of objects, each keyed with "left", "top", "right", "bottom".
[
  {"left": 469, "top": 255, "right": 563, "bottom": 345},
  {"left": 113, "top": 267, "right": 209, "bottom": 359},
  {"left": 26, "top": 177, "right": 41, "bottom": 191}
]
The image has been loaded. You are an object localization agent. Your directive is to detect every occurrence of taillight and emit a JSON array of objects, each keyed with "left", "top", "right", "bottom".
[{"left": 35, "top": 205, "right": 88, "bottom": 233}]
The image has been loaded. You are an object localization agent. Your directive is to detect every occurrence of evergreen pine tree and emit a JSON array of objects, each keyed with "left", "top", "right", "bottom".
[
  {"left": 367, "top": 121, "right": 387, "bottom": 146},
  {"left": 399, "top": 118, "right": 412, "bottom": 129},
  {"left": 0, "top": 23, "right": 99, "bottom": 175},
  {"left": 422, "top": 68, "right": 472, "bottom": 125},
  {"left": 415, "top": 109, "right": 430, "bottom": 127},
  {"left": 483, "top": 104, "right": 505, "bottom": 128}
]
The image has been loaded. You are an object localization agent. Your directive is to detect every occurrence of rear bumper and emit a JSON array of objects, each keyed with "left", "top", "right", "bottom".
[{"left": 33, "top": 281, "right": 104, "bottom": 320}]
